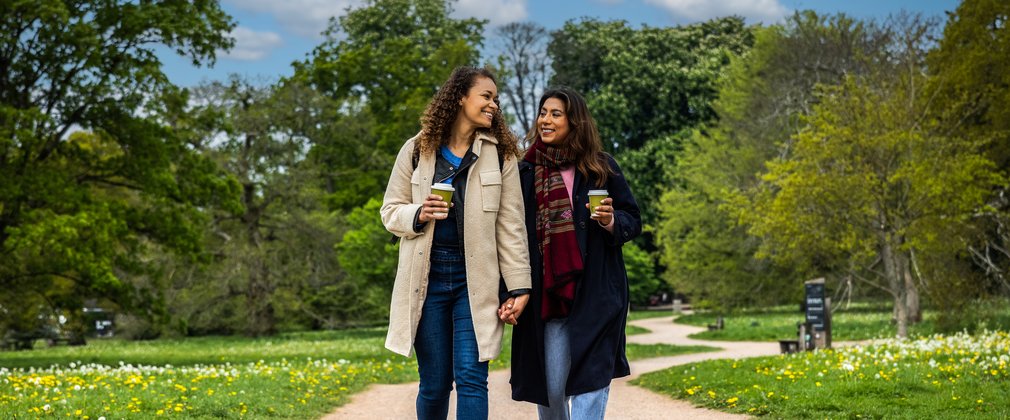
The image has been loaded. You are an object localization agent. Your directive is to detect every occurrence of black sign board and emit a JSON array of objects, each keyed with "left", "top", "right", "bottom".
[{"left": 805, "top": 283, "right": 826, "bottom": 331}]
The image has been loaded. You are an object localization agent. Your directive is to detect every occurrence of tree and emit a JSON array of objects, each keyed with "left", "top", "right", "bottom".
[
  {"left": 333, "top": 198, "right": 400, "bottom": 324},
  {"left": 738, "top": 64, "right": 1001, "bottom": 336},
  {"left": 281, "top": 1, "right": 491, "bottom": 327},
  {"left": 548, "top": 17, "right": 753, "bottom": 242},
  {"left": 0, "top": 0, "right": 238, "bottom": 334},
  {"left": 549, "top": 17, "right": 753, "bottom": 153},
  {"left": 170, "top": 77, "right": 317, "bottom": 336},
  {"left": 656, "top": 13, "right": 893, "bottom": 309},
  {"left": 928, "top": 0, "right": 1010, "bottom": 301},
  {"left": 293, "top": 0, "right": 485, "bottom": 211},
  {"left": 492, "top": 22, "right": 550, "bottom": 138}
]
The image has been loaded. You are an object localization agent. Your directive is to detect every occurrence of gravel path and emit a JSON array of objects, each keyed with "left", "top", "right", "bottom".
[{"left": 322, "top": 315, "right": 780, "bottom": 419}]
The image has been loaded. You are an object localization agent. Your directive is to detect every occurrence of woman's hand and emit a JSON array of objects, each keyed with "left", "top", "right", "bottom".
[
  {"left": 587, "top": 197, "right": 614, "bottom": 226},
  {"left": 417, "top": 194, "right": 452, "bottom": 223},
  {"left": 497, "top": 294, "right": 529, "bottom": 325}
]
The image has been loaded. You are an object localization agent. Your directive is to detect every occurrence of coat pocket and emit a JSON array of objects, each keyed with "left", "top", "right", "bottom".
[{"left": 479, "top": 170, "right": 501, "bottom": 212}]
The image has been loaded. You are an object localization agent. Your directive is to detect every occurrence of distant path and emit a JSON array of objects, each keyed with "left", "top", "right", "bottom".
[{"left": 322, "top": 315, "right": 780, "bottom": 419}]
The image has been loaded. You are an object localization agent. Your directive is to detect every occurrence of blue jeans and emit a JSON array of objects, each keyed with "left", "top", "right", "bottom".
[
  {"left": 538, "top": 319, "right": 611, "bottom": 420},
  {"left": 414, "top": 247, "right": 489, "bottom": 420}
]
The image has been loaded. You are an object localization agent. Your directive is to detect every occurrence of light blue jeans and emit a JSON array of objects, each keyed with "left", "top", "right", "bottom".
[{"left": 538, "top": 318, "right": 611, "bottom": 420}]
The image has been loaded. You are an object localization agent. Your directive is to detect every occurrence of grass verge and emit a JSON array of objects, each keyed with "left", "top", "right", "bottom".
[
  {"left": 634, "top": 331, "right": 1010, "bottom": 418},
  {"left": 0, "top": 321, "right": 711, "bottom": 418},
  {"left": 676, "top": 303, "right": 938, "bottom": 341}
]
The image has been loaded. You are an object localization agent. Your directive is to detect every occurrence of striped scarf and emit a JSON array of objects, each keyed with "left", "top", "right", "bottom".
[{"left": 524, "top": 140, "right": 583, "bottom": 320}]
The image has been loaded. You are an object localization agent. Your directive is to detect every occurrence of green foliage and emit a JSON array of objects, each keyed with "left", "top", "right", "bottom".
[
  {"left": 332, "top": 197, "right": 400, "bottom": 323},
  {"left": 294, "top": 0, "right": 485, "bottom": 211},
  {"left": 624, "top": 241, "right": 663, "bottom": 306},
  {"left": 929, "top": 0, "right": 1010, "bottom": 169},
  {"left": 162, "top": 78, "right": 359, "bottom": 337},
  {"left": 927, "top": 0, "right": 1010, "bottom": 302},
  {"left": 549, "top": 17, "right": 753, "bottom": 153},
  {"left": 655, "top": 13, "right": 890, "bottom": 309},
  {"left": 0, "top": 0, "right": 238, "bottom": 334},
  {"left": 737, "top": 70, "right": 1002, "bottom": 335},
  {"left": 548, "top": 16, "right": 753, "bottom": 293}
]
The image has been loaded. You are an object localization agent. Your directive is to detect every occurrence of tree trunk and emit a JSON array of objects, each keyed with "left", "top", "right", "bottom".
[
  {"left": 242, "top": 179, "right": 275, "bottom": 337},
  {"left": 881, "top": 236, "right": 909, "bottom": 337},
  {"left": 904, "top": 263, "right": 922, "bottom": 323}
]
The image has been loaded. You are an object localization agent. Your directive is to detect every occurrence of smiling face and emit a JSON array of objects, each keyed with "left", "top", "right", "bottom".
[
  {"left": 458, "top": 76, "right": 499, "bottom": 129},
  {"left": 538, "top": 97, "right": 570, "bottom": 145}
]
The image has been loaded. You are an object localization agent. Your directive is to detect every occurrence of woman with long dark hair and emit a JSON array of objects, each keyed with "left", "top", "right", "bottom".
[
  {"left": 501, "top": 87, "right": 642, "bottom": 419},
  {"left": 381, "top": 66, "right": 532, "bottom": 419}
]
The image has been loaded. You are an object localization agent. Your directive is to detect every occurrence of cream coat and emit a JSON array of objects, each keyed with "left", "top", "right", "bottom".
[{"left": 380, "top": 132, "right": 531, "bottom": 362}]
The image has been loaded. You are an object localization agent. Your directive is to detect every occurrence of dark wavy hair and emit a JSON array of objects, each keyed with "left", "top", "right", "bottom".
[
  {"left": 418, "top": 66, "right": 519, "bottom": 159},
  {"left": 525, "top": 87, "right": 613, "bottom": 187}
]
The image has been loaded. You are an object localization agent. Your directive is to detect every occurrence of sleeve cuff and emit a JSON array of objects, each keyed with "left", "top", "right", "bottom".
[
  {"left": 413, "top": 207, "right": 426, "bottom": 233},
  {"left": 599, "top": 217, "right": 615, "bottom": 233},
  {"left": 509, "top": 288, "right": 531, "bottom": 297}
]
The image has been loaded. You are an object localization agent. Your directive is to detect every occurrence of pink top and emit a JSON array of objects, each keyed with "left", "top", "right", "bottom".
[{"left": 561, "top": 165, "right": 614, "bottom": 232}]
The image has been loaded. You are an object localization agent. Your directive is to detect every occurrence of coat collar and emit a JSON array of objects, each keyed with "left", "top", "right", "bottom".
[{"left": 472, "top": 131, "right": 498, "bottom": 156}]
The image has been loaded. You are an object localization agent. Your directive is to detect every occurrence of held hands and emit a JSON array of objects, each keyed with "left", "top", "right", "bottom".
[
  {"left": 587, "top": 197, "right": 614, "bottom": 226},
  {"left": 497, "top": 294, "right": 529, "bottom": 325},
  {"left": 417, "top": 194, "right": 452, "bottom": 223}
]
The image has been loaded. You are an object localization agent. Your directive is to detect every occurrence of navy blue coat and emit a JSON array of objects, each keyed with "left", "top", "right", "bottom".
[{"left": 510, "top": 154, "right": 642, "bottom": 405}]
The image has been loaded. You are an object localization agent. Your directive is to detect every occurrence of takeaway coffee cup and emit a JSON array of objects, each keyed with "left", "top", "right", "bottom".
[
  {"left": 588, "top": 190, "right": 609, "bottom": 216},
  {"left": 431, "top": 183, "right": 454, "bottom": 216}
]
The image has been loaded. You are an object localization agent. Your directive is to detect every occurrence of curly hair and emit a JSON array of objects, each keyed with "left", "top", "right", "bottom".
[{"left": 417, "top": 66, "right": 520, "bottom": 160}]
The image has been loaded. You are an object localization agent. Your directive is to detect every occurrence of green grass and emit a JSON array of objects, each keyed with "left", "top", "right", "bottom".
[
  {"left": 676, "top": 303, "right": 939, "bottom": 341},
  {"left": 626, "top": 325, "right": 651, "bottom": 335},
  {"left": 625, "top": 344, "right": 718, "bottom": 360},
  {"left": 0, "top": 328, "right": 394, "bottom": 369},
  {"left": 625, "top": 309, "right": 677, "bottom": 335},
  {"left": 633, "top": 331, "right": 1010, "bottom": 418},
  {"left": 627, "top": 309, "right": 676, "bottom": 322},
  {"left": 0, "top": 328, "right": 419, "bottom": 418},
  {"left": 0, "top": 322, "right": 711, "bottom": 418}
]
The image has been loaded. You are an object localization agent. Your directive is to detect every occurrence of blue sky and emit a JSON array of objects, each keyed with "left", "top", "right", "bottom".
[{"left": 160, "top": 0, "right": 961, "bottom": 88}]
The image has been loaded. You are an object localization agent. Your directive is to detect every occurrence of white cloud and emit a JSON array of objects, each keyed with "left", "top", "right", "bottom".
[
  {"left": 452, "top": 0, "right": 527, "bottom": 27},
  {"left": 221, "top": 27, "right": 283, "bottom": 61},
  {"left": 225, "top": 0, "right": 363, "bottom": 37},
  {"left": 644, "top": 0, "right": 790, "bottom": 23}
]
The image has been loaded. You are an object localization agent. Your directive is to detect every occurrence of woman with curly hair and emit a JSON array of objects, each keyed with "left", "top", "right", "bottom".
[
  {"left": 380, "top": 66, "right": 532, "bottom": 419},
  {"left": 502, "top": 87, "right": 642, "bottom": 419}
]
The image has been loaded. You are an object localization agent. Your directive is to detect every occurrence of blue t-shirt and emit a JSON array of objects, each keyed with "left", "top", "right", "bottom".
[
  {"left": 439, "top": 145, "right": 464, "bottom": 184},
  {"left": 433, "top": 145, "right": 465, "bottom": 248}
]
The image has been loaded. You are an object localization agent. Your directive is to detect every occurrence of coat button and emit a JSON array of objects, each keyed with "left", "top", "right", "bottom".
[
  {"left": 579, "top": 221, "right": 586, "bottom": 229},
  {"left": 414, "top": 289, "right": 419, "bottom": 293}
]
